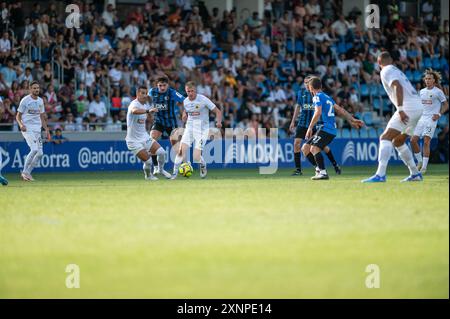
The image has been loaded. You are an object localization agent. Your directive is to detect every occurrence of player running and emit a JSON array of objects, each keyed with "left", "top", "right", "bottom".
[
  {"left": 16, "top": 81, "right": 49, "bottom": 181},
  {"left": 289, "top": 75, "right": 341, "bottom": 176},
  {"left": 171, "top": 81, "right": 222, "bottom": 179},
  {"left": 148, "top": 74, "right": 185, "bottom": 176},
  {"left": 126, "top": 86, "right": 172, "bottom": 180},
  {"left": 362, "top": 51, "right": 424, "bottom": 183},
  {"left": 410, "top": 69, "right": 448, "bottom": 174},
  {"left": 303, "top": 77, "right": 364, "bottom": 180}
]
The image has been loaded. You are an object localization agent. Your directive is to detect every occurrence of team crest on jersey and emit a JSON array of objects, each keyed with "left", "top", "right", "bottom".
[
  {"left": 195, "top": 104, "right": 200, "bottom": 109},
  {"left": 165, "top": 96, "right": 169, "bottom": 101}
]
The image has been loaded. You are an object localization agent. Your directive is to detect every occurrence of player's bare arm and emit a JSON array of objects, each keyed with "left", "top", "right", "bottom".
[
  {"left": 131, "top": 107, "right": 157, "bottom": 115},
  {"left": 392, "top": 80, "right": 408, "bottom": 124},
  {"left": 306, "top": 106, "right": 321, "bottom": 139},
  {"left": 289, "top": 104, "right": 300, "bottom": 133},
  {"left": 16, "top": 112, "right": 26, "bottom": 132},
  {"left": 433, "top": 101, "right": 448, "bottom": 121},
  {"left": 213, "top": 107, "right": 223, "bottom": 129},
  {"left": 40, "top": 112, "right": 50, "bottom": 139},
  {"left": 333, "top": 104, "right": 364, "bottom": 128}
]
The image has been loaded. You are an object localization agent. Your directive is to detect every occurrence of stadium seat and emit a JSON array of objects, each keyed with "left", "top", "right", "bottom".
[
  {"left": 359, "top": 128, "right": 369, "bottom": 138},
  {"left": 336, "top": 129, "right": 342, "bottom": 138},
  {"left": 379, "top": 84, "right": 387, "bottom": 96},
  {"left": 337, "top": 42, "right": 347, "bottom": 54},
  {"left": 373, "top": 98, "right": 381, "bottom": 110},
  {"left": 369, "top": 84, "right": 379, "bottom": 96},
  {"left": 405, "top": 70, "right": 413, "bottom": 82},
  {"left": 377, "top": 127, "right": 385, "bottom": 136},
  {"left": 286, "top": 38, "right": 294, "bottom": 53},
  {"left": 432, "top": 57, "right": 441, "bottom": 69},
  {"left": 295, "top": 40, "right": 304, "bottom": 53},
  {"left": 440, "top": 57, "right": 448, "bottom": 68},
  {"left": 423, "top": 57, "right": 432, "bottom": 69},
  {"left": 413, "top": 70, "right": 422, "bottom": 83},
  {"left": 346, "top": 42, "right": 353, "bottom": 51},
  {"left": 360, "top": 84, "right": 369, "bottom": 98},
  {"left": 368, "top": 128, "right": 378, "bottom": 138},
  {"left": 341, "top": 128, "right": 351, "bottom": 138},
  {"left": 210, "top": 52, "right": 218, "bottom": 60},
  {"left": 362, "top": 112, "right": 373, "bottom": 126},
  {"left": 438, "top": 115, "right": 448, "bottom": 128},
  {"left": 351, "top": 128, "right": 360, "bottom": 138}
]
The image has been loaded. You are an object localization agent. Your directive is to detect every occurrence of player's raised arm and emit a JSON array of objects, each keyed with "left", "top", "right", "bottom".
[{"left": 333, "top": 103, "right": 364, "bottom": 128}]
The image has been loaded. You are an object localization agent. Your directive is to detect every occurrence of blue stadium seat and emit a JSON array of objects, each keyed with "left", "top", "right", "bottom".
[
  {"left": 210, "top": 52, "right": 218, "bottom": 60},
  {"left": 351, "top": 128, "right": 360, "bottom": 138},
  {"left": 368, "top": 128, "right": 378, "bottom": 138},
  {"left": 423, "top": 57, "right": 432, "bottom": 69},
  {"left": 432, "top": 57, "right": 441, "bottom": 69},
  {"left": 346, "top": 42, "right": 353, "bottom": 51},
  {"left": 373, "top": 98, "right": 381, "bottom": 110},
  {"left": 336, "top": 129, "right": 342, "bottom": 138},
  {"left": 405, "top": 70, "right": 413, "bottom": 82},
  {"left": 295, "top": 40, "right": 304, "bottom": 53},
  {"left": 377, "top": 127, "right": 385, "bottom": 136},
  {"left": 362, "top": 112, "right": 373, "bottom": 126},
  {"left": 413, "top": 70, "right": 422, "bottom": 83},
  {"left": 286, "top": 38, "right": 294, "bottom": 53},
  {"left": 359, "top": 128, "right": 369, "bottom": 138},
  {"left": 337, "top": 42, "right": 347, "bottom": 54},
  {"left": 341, "top": 128, "right": 351, "bottom": 138},
  {"left": 379, "top": 84, "right": 387, "bottom": 96},
  {"left": 440, "top": 57, "right": 448, "bottom": 68},
  {"left": 369, "top": 84, "right": 379, "bottom": 96},
  {"left": 438, "top": 115, "right": 448, "bottom": 128},
  {"left": 360, "top": 84, "right": 369, "bottom": 97}
]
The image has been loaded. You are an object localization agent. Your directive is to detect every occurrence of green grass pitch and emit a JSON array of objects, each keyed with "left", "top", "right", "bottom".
[{"left": 0, "top": 165, "right": 448, "bottom": 298}]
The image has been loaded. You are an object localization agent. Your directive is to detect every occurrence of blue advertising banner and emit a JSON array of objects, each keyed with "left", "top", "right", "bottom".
[{"left": 0, "top": 138, "right": 408, "bottom": 173}]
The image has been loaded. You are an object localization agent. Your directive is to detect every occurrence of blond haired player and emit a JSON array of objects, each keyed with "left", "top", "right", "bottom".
[
  {"left": 410, "top": 69, "right": 448, "bottom": 174},
  {"left": 126, "top": 86, "right": 171, "bottom": 180},
  {"left": 16, "top": 81, "right": 50, "bottom": 181},
  {"left": 172, "top": 81, "right": 222, "bottom": 179}
]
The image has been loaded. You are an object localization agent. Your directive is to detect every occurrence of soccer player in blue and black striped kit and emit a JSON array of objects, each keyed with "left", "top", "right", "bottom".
[
  {"left": 148, "top": 74, "right": 186, "bottom": 175},
  {"left": 289, "top": 76, "right": 341, "bottom": 176}
]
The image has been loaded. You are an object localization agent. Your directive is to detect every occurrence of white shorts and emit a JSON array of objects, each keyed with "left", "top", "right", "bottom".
[
  {"left": 126, "top": 139, "right": 155, "bottom": 156},
  {"left": 180, "top": 123, "right": 209, "bottom": 150},
  {"left": 386, "top": 109, "right": 423, "bottom": 136},
  {"left": 413, "top": 115, "right": 438, "bottom": 138},
  {"left": 22, "top": 131, "right": 43, "bottom": 152}
]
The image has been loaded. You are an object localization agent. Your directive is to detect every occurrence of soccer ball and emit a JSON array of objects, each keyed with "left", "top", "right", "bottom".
[{"left": 178, "top": 162, "right": 193, "bottom": 178}]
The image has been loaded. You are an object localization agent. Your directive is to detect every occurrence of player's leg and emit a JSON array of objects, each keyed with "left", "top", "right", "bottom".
[
  {"left": 392, "top": 133, "right": 421, "bottom": 181},
  {"left": 301, "top": 139, "right": 319, "bottom": 174},
  {"left": 410, "top": 135, "right": 422, "bottom": 169},
  {"left": 419, "top": 119, "right": 437, "bottom": 174},
  {"left": 21, "top": 131, "right": 40, "bottom": 181},
  {"left": 149, "top": 139, "right": 171, "bottom": 178},
  {"left": 29, "top": 132, "right": 44, "bottom": 176},
  {"left": 172, "top": 142, "right": 189, "bottom": 179},
  {"left": 193, "top": 130, "right": 208, "bottom": 178},
  {"left": 135, "top": 148, "right": 158, "bottom": 181},
  {"left": 310, "top": 131, "right": 335, "bottom": 180},
  {"left": 292, "top": 126, "right": 304, "bottom": 175},
  {"left": 323, "top": 145, "right": 341, "bottom": 174},
  {"left": 150, "top": 124, "right": 163, "bottom": 172},
  {"left": 0, "top": 149, "right": 8, "bottom": 186}
]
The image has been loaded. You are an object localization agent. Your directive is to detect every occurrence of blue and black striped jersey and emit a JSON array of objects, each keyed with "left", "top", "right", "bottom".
[
  {"left": 296, "top": 88, "right": 316, "bottom": 128},
  {"left": 148, "top": 87, "right": 185, "bottom": 128}
]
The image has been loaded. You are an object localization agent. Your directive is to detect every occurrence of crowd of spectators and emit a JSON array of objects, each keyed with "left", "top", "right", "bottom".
[{"left": 0, "top": 0, "right": 448, "bottom": 141}]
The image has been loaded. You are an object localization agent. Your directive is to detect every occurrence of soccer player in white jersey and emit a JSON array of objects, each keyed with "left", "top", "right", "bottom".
[
  {"left": 0, "top": 97, "right": 8, "bottom": 185},
  {"left": 126, "top": 86, "right": 172, "bottom": 180},
  {"left": 410, "top": 69, "right": 448, "bottom": 174},
  {"left": 172, "top": 81, "right": 222, "bottom": 179},
  {"left": 16, "top": 81, "right": 49, "bottom": 181},
  {"left": 362, "top": 51, "right": 423, "bottom": 183}
]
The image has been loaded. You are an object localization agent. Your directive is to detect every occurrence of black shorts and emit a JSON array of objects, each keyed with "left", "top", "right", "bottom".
[
  {"left": 295, "top": 126, "right": 317, "bottom": 139},
  {"left": 151, "top": 122, "right": 175, "bottom": 137},
  {"left": 305, "top": 129, "right": 335, "bottom": 149}
]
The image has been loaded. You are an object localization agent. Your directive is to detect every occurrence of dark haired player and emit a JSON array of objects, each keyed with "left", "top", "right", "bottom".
[
  {"left": 303, "top": 77, "right": 364, "bottom": 180},
  {"left": 289, "top": 76, "right": 341, "bottom": 176},
  {"left": 148, "top": 74, "right": 185, "bottom": 175}
]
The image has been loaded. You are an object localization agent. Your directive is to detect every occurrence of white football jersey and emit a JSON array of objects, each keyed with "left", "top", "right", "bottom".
[
  {"left": 126, "top": 99, "right": 150, "bottom": 142},
  {"left": 17, "top": 94, "right": 44, "bottom": 132},
  {"left": 183, "top": 94, "right": 216, "bottom": 127},
  {"left": 420, "top": 86, "right": 447, "bottom": 116},
  {"left": 380, "top": 65, "right": 422, "bottom": 111}
]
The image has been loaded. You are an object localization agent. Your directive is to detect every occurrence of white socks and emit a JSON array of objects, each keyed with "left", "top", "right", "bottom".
[
  {"left": 375, "top": 140, "right": 393, "bottom": 177},
  {"left": 23, "top": 150, "right": 38, "bottom": 175},
  {"left": 194, "top": 156, "right": 206, "bottom": 167},
  {"left": 155, "top": 147, "right": 166, "bottom": 171},
  {"left": 422, "top": 157, "right": 429, "bottom": 170},
  {"left": 396, "top": 144, "right": 419, "bottom": 175},
  {"left": 414, "top": 152, "right": 422, "bottom": 164},
  {"left": 173, "top": 154, "right": 183, "bottom": 174}
]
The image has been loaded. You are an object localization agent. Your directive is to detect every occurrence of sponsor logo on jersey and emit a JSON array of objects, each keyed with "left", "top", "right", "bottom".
[
  {"left": 302, "top": 104, "right": 315, "bottom": 110},
  {"left": 188, "top": 112, "right": 201, "bottom": 116},
  {"left": 137, "top": 119, "right": 145, "bottom": 124},
  {"left": 422, "top": 99, "right": 433, "bottom": 105}
]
